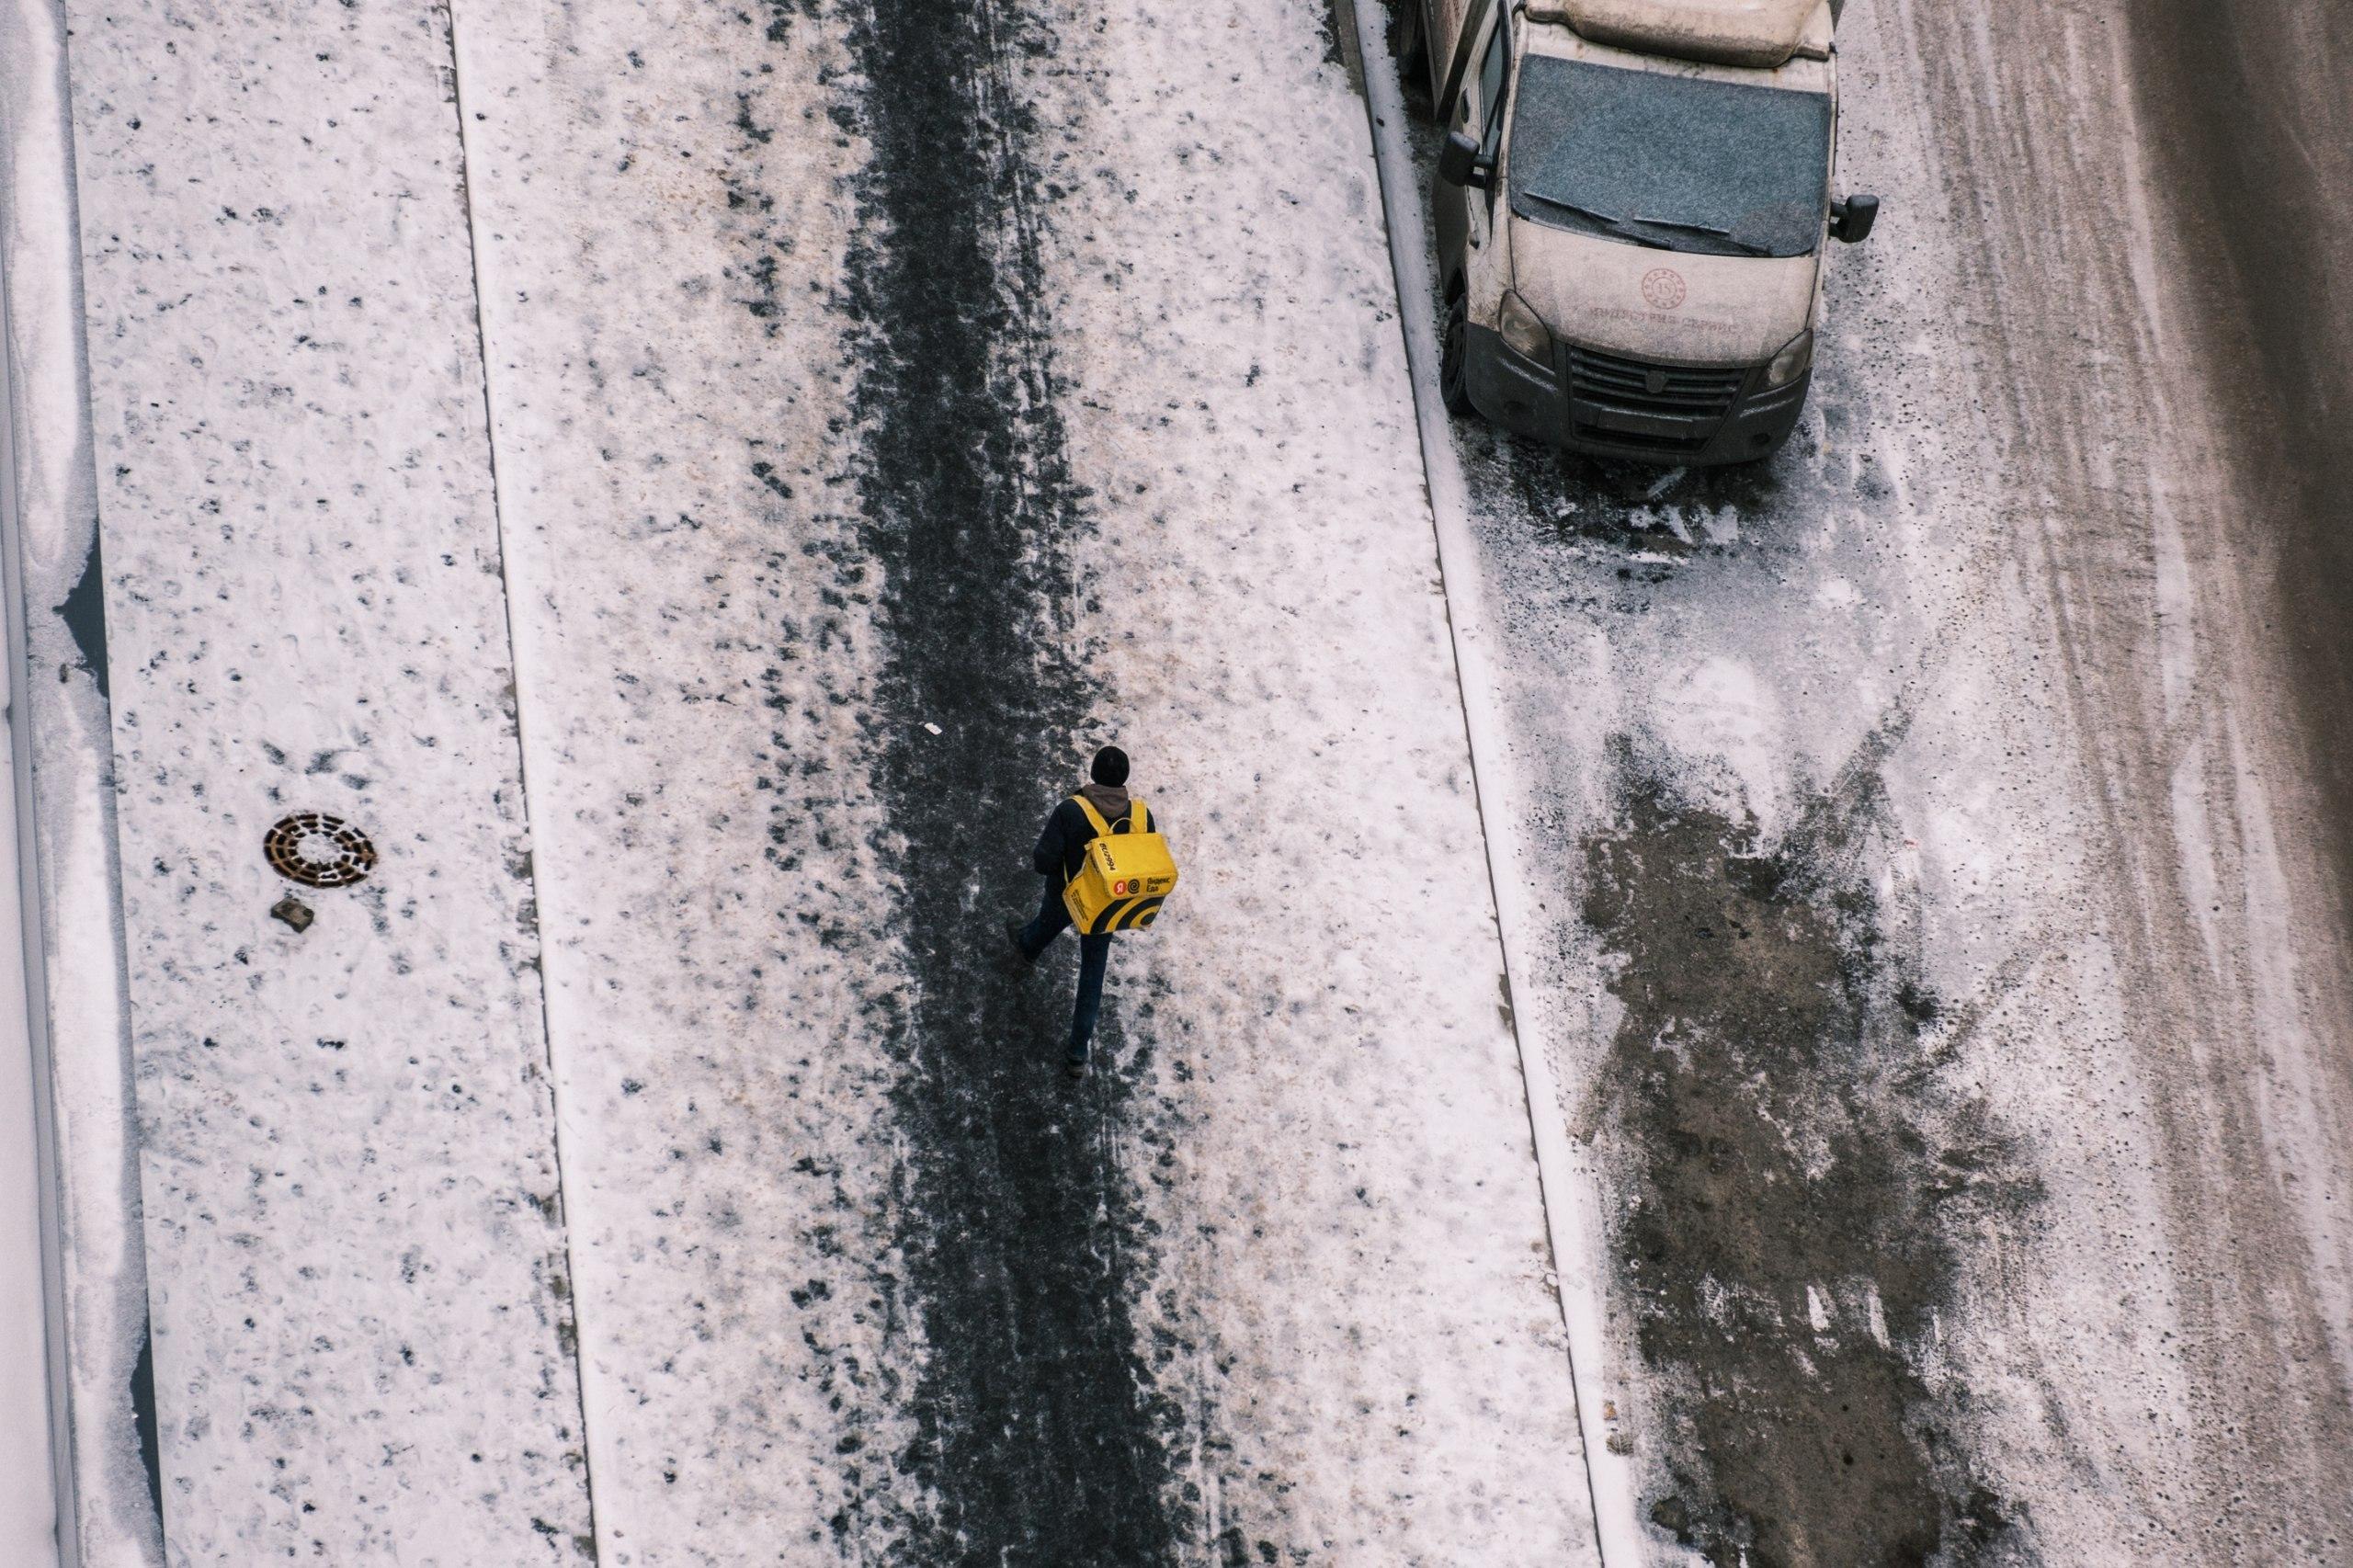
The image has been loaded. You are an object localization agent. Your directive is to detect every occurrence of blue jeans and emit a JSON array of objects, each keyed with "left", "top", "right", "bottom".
[{"left": 1019, "top": 881, "right": 1112, "bottom": 1063}]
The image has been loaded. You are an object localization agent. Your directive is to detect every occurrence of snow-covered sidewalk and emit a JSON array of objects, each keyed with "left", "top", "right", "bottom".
[
  {"left": 24, "top": 0, "right": 1603, "bottom": 1559},
  {"left": 447, "top": 0, "right": 1599, "bottom": 1553},
  {"left": 47, "top": 0, "right": 597, "bottom": 1557}
]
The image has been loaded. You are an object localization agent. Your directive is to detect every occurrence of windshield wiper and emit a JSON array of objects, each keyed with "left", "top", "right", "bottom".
[
  {"left": 1520, "top": 191, "right": 1617, "bottom": 226},
  {"left": 1631, "top": 215, "right": 1773, "bottom": 256},
  {"left": 1518, "top": 191, "right": 1671, "bottom": 248}
]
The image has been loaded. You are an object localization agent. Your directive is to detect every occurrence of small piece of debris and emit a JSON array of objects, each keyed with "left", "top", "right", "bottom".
[
  {"left": 270, "top": 897, "right": 314, "bottom": 933},
  {"left": 922, "top": 721, "right": 942, "bottom": 735}
]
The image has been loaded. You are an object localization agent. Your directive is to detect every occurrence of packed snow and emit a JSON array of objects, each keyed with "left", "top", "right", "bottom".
[{"left": 54, "top": 0, "right": 596, "bottom": 1557}]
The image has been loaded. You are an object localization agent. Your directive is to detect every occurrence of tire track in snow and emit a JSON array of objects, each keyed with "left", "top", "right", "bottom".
[
  {"left": 2129, "top": 0, "right": 2353, "bottom": 921},
  {"left": 836, "top": 0, "right": 1183, "bottom": 1557}
]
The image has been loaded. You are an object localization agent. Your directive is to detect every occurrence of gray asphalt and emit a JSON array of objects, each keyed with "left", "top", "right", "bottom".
[{"left": 2132, "top": 0, "right": 2353, "bottom": 926}]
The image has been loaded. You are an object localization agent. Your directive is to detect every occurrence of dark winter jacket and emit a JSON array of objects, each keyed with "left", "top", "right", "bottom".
[{"left": 1032, "top": 782, "right": 1144, "bottom": 884}]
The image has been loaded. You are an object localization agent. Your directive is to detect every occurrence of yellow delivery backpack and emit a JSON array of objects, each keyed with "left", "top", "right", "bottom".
[{"left": 1062, "top": 796, "right": 1178, "bottom": 934}]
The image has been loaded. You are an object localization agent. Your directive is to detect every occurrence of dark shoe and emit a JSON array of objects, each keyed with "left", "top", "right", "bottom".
[
  {"left": 1004, "top": 920, "right": 1035, "bottom": 971},
  {"left": 1063, "top": 1056, "right": 1089, "bottom": 1082}
]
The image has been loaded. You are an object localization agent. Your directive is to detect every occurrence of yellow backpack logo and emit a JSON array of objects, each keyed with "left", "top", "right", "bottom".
[{"left": 1062, "top": 796, "right": 1178, "bottom": 934}]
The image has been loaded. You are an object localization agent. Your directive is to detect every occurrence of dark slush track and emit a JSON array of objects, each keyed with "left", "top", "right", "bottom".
[
  {"left": 1580, "top": 733, "right": 2034, "bottom": 1568},
  {"left": 834, "top": 0, "right": 1184, "bottom": 1560}
]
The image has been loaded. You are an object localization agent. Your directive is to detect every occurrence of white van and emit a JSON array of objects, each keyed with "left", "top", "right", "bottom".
[{"left": 1404, "top": 0, "right": 1878, "bottom": 465}]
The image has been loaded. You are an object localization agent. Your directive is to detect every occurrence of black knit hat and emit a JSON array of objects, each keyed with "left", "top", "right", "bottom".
[{"left": 1091, "top": 746, "right": 1130, "bottom": 787}]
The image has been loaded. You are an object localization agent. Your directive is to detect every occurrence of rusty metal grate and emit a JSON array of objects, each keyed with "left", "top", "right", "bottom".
[{"left": 264, "top": 812, "right": 378, "bottom": 889}]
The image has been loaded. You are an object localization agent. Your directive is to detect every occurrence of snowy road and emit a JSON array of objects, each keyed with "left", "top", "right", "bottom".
[
  {"left": 1359, "top": 0, "right": 2353, "bottom": 1560},
  {"left": 3, "top": 0, "right": 2349, "bottom": 1562}
]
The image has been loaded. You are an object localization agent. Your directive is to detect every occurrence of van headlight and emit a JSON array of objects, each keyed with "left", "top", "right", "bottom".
[
  {"left": 1765, "top": 329, "right": 1813, "bottom": 388},
  {"left": 1499, "top": 290, "right": 1552, "bottom": 363}
]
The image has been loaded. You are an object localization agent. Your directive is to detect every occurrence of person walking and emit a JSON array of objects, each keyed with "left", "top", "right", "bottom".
[{"left": 1006, "top": 745, "right": 1145, "bottom": 1080}]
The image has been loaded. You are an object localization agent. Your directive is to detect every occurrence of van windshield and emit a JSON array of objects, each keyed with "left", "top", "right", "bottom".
[{"left": 1507, "top": 56, "right": 1831, "bottom": 259}]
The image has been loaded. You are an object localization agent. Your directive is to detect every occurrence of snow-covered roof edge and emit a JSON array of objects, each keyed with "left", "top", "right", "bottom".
[
  {"left": 0, "top": 0, "right": 164, "bottom": 1558},
  {"left": 1526, "top": 0, "right": 1833, "bottom": 69}
]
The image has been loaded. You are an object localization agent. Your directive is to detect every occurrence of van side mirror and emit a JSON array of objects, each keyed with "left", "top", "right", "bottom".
[
  {"left": 1439, "top": 130, "right": 1493, "bottom": 191},
  {"left": 1830, "top": 194, "right": 1879, "bottom": 244}
]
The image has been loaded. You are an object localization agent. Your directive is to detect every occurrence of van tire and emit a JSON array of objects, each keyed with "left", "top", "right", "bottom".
[{"left": 1440, "top": 295, "right": 1474, "bottom": 415}]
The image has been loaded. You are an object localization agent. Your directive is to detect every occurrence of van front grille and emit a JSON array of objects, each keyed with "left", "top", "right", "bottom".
[{"left": 1567, "top": 346, "right": 1745, "bottom": 419}]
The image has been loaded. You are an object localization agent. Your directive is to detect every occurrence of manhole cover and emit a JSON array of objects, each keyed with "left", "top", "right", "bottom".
[{"left": 264, "top": 812, "right": 378, "bottom": 889}]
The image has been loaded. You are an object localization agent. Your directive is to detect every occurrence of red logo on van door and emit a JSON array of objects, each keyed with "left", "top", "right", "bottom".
[{"left": 1641, "top": 268, "right": 1688, "bottom": 310}]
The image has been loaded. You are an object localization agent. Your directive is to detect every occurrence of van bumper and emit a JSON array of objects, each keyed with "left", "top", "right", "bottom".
[{"left": 1464, "top": 324, "right": 1810, "bottom": 467}]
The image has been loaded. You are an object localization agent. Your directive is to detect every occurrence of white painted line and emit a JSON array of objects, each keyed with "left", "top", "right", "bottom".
[{"left": 1344, "top": 6, "right": 1652, "bottom": 1562}]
